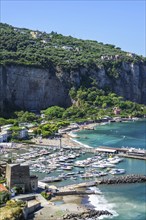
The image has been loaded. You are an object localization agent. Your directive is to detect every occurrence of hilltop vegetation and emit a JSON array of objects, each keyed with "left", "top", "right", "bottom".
[
  {"left": 0, "top": 23, "right": 145, "bottom": 71},
  {"left": 0, "top": 23, "right": 146, "bottom": 134}
]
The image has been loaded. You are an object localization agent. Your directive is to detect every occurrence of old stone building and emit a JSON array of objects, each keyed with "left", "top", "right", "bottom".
[{"left": 6, "top": 163, "right": 38, "bottom": 193}]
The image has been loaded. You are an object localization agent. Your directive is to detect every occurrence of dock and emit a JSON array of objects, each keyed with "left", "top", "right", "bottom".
[
  {"left": 118, "top": 153, "right": 146, "bottom": 160},
  {"left": 58, "top": 174, "right": 146, "bottom": 194},
  {"left": 67, "top": 145, "right": 146, "bottom": 160},
  {"left": 55, "top": 189, "right": 99, "bottom": 196}
]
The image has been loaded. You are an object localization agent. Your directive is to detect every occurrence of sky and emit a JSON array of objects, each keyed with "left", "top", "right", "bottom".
[{"left": 1, "top": 0, "right": 146, "bottom": 56}]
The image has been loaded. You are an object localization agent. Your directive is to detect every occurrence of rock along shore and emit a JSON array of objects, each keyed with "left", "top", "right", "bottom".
[
  {"left": 98, "top": 174, "right": 146, "bottom": 185},
  {"left": 58, "top": 175, "right": 146, "bottom": 193},
  {"left": 63, "top": 209, "right": 112, "bottom": 220}
]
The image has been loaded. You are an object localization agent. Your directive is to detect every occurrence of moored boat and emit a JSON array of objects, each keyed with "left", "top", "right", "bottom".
[{"left": 109, "top": 168, "right": 125, "bottom": 175}]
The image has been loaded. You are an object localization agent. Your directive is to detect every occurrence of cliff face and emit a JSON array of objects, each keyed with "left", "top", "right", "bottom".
[
  {"left": 0, "top": 65, "right": 72, "bottom": 113},
  {"left": 0, "top": 61, "right": 146, "bottom": 113}
]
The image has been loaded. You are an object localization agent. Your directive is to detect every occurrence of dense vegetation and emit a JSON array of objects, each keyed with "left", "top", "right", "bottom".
[
  {"left": 0, "top": 23, "right": 146, "bottom": 138},
  {"left": 0, "top": 86, "right": 146, "bottom": 138},
  {"left": 1, "top": 23, "right": 145, "bottom": 71},
  {"left": 42, "top": 87, "right": 146, "bottom": 122}
]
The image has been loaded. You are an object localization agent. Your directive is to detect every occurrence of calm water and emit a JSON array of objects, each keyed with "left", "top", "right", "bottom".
[
  {"left": 75, "top": 119, "right": 146, "bottom": 220},
  {"left": 75, "top": 119, "right": 146, "bottom": 149}
]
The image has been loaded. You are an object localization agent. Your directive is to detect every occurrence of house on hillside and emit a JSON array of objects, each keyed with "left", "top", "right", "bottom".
[{"left": 113, "top": 107, "right": 121, "bottom": 115}]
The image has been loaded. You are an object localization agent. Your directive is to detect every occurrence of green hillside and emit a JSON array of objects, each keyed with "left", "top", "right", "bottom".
[
  {"left": 1, "top": 23, "right": 145, "bottom": 70},
  {"left": 0, "top": 23, "right": 146, "bottom": 120}
]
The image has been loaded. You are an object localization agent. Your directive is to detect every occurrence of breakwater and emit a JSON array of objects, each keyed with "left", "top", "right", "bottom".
[
  {"left": 59, "top": 175, "right": 146, "bottom": 193},
  {"left": 63, "top": 209, "right": 112, "bottom": 220},
  {"left": 98, "top": 174, "right": 146, "bottom": 185}
]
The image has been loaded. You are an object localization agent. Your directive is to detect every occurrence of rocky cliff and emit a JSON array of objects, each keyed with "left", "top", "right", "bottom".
[{"left": 0, "top": 61, "right": 146, "bottom": 113}]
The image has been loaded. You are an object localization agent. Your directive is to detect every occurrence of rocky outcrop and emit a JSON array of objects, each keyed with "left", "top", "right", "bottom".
[
  {"left": 63, "top": 209, "right": 112, "bottom": 220},
  {"left": 0, "top": 61, "right": 146, "bottom": 113}
]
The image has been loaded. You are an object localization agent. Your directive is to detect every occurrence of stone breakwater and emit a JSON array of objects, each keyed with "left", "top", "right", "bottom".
[
  {"left": 98, "top": 174, "right": 146, "bottom": 185},
  {"left": 59, "top": 175, "right": 146, "bottom": 193},
  {"left": 63, "top": 209, "right": 112, "bottom": 220}
]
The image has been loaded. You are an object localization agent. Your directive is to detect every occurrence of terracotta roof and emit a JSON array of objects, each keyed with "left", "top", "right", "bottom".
[{"left": 0, "top": 184, "right": 8, "bottom": 192}]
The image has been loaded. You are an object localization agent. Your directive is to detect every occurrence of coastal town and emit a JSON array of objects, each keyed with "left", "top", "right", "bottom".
[
  {"left": 0, "top": 4, "right": 146, "bottom": 219},
  {"left": 0, "top": 116, "right": 146, "bottom": 220}
]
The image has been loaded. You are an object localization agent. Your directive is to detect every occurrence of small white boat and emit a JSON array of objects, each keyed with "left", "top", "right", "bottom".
[
  {"left": 110, "top": 169, "right": 125, "bottom": 175},
  {"left": 97, "top": 164, "right": 107, "bottom": 169},
  {"left": 81, "top": 173, "right": 94, "bottom": 178},
  {"left": 62, "top": 166, "right": 73, "bottom": 170},
  {"left": 104, "top": 163, "right": 116, "bottom": 168}
]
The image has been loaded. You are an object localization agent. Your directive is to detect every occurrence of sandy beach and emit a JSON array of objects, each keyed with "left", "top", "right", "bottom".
[
  {"left": 31, "top": 134, "right": 80, "bottom": 149},
  {"left": 31, "top": 122, "right": 98, "bottom": 149},
  {"left": 34, "top": 195, "right": 87, "bottom": 220}
]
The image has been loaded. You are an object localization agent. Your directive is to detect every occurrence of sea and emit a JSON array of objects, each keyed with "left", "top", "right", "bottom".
[{"left": 75, "top": 119, "right": 146, "bottom": 220}]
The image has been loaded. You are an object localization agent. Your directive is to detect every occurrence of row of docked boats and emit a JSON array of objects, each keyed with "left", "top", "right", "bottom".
[
  {"left": 2, "top": 144, "right": 126, "bottom": 183},
  {"left": 39, "top": 152, "right": 126, "bottom": 183},
  {"left": 41, "top": 167, "right": 126, "bottom": 183}
]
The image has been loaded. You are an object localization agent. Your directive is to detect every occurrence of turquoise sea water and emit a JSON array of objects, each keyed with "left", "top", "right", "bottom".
[
  {"left": 75, "top": 119, "right": 146, "bottom": 220},
  {"left": 75, "top": 119, "right": 146, "bottom": 149}
]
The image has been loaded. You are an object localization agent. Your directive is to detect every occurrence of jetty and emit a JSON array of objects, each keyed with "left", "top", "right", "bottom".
[
  {"left": 58, "top": 175, "right": 146, "bottom": 194},
  {"left": 118, "top": 153, "right": 146, "bottom": 160},
  {"left": 55, "top": 189, "right": 99, "bottom": 196},
  {"left": 63, "top": 145, "right": 146, "bottom": 160}
]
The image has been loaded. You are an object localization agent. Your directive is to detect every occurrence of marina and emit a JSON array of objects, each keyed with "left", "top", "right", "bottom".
[
  {"left": 1, "top": 141, "right": 146, "bottom": 188},
  {"left": 0, "top": 119, "right": 146, "bottom": 220}
]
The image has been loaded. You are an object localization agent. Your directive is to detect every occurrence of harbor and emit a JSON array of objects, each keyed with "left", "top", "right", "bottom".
[
  {"left": 1, "top": 141, "right": 146, "bottom": 188},
  {"left": 0, "top": 119, "right": 146, "bottom": 220},
  {"left": 56, "top": 174, "right": 146, "bottom": 194}
]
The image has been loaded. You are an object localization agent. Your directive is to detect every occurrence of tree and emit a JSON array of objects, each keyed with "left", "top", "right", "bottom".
[
  {"left": 15, "top": 111, "right": 38, "bottom": 122},
  {"left": 43, "top": 106, "right": 65, "bottom": 119},
  {"left": 69, "top": 87, "right": 77, "bottom": 100}
]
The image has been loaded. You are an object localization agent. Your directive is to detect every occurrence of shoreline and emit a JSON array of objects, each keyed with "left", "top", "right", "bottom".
[
  {"left": 24, "top": 118, "right": 146, "bottom": 220},
  {"left": 9, "top": 118, "right": 146, "bottom": 220},
  {"left": 31, "top": 117, "right": 143, "bottom": 150},
  {"left": 33, "top": 195, "right": 88, "bottom": 220}
]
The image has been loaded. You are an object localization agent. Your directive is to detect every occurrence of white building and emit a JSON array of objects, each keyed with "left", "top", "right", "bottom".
[
  {"left": 1, "top": 124, "right": 13, "bottom": 132},
  {"left": 0, "top": 135, "right": 3, "bottom": 142},
  {"left": 0, "top": 131, "right": 9, "bottom": 142},
  {"left": 19, "top": 128, "right": 28, "bottom": 139}
]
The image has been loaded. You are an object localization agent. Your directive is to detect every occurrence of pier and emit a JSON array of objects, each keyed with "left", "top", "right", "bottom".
[
  {"left": 118, "top": 153, "right": 146, "bottom": 160},
  {"left": 58, "top": 174, "right": 146, "bottom": 194},
  {"left": 64, "top": 145, "right": 146, "bottom": 160},
  {"left": 55, "top": 189, "right": 99, "bottom": 196}
]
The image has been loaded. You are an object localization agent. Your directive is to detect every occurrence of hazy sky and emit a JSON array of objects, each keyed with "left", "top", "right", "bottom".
[{"left": 1, "top": 0, "right": 145, "bottom": 56}]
